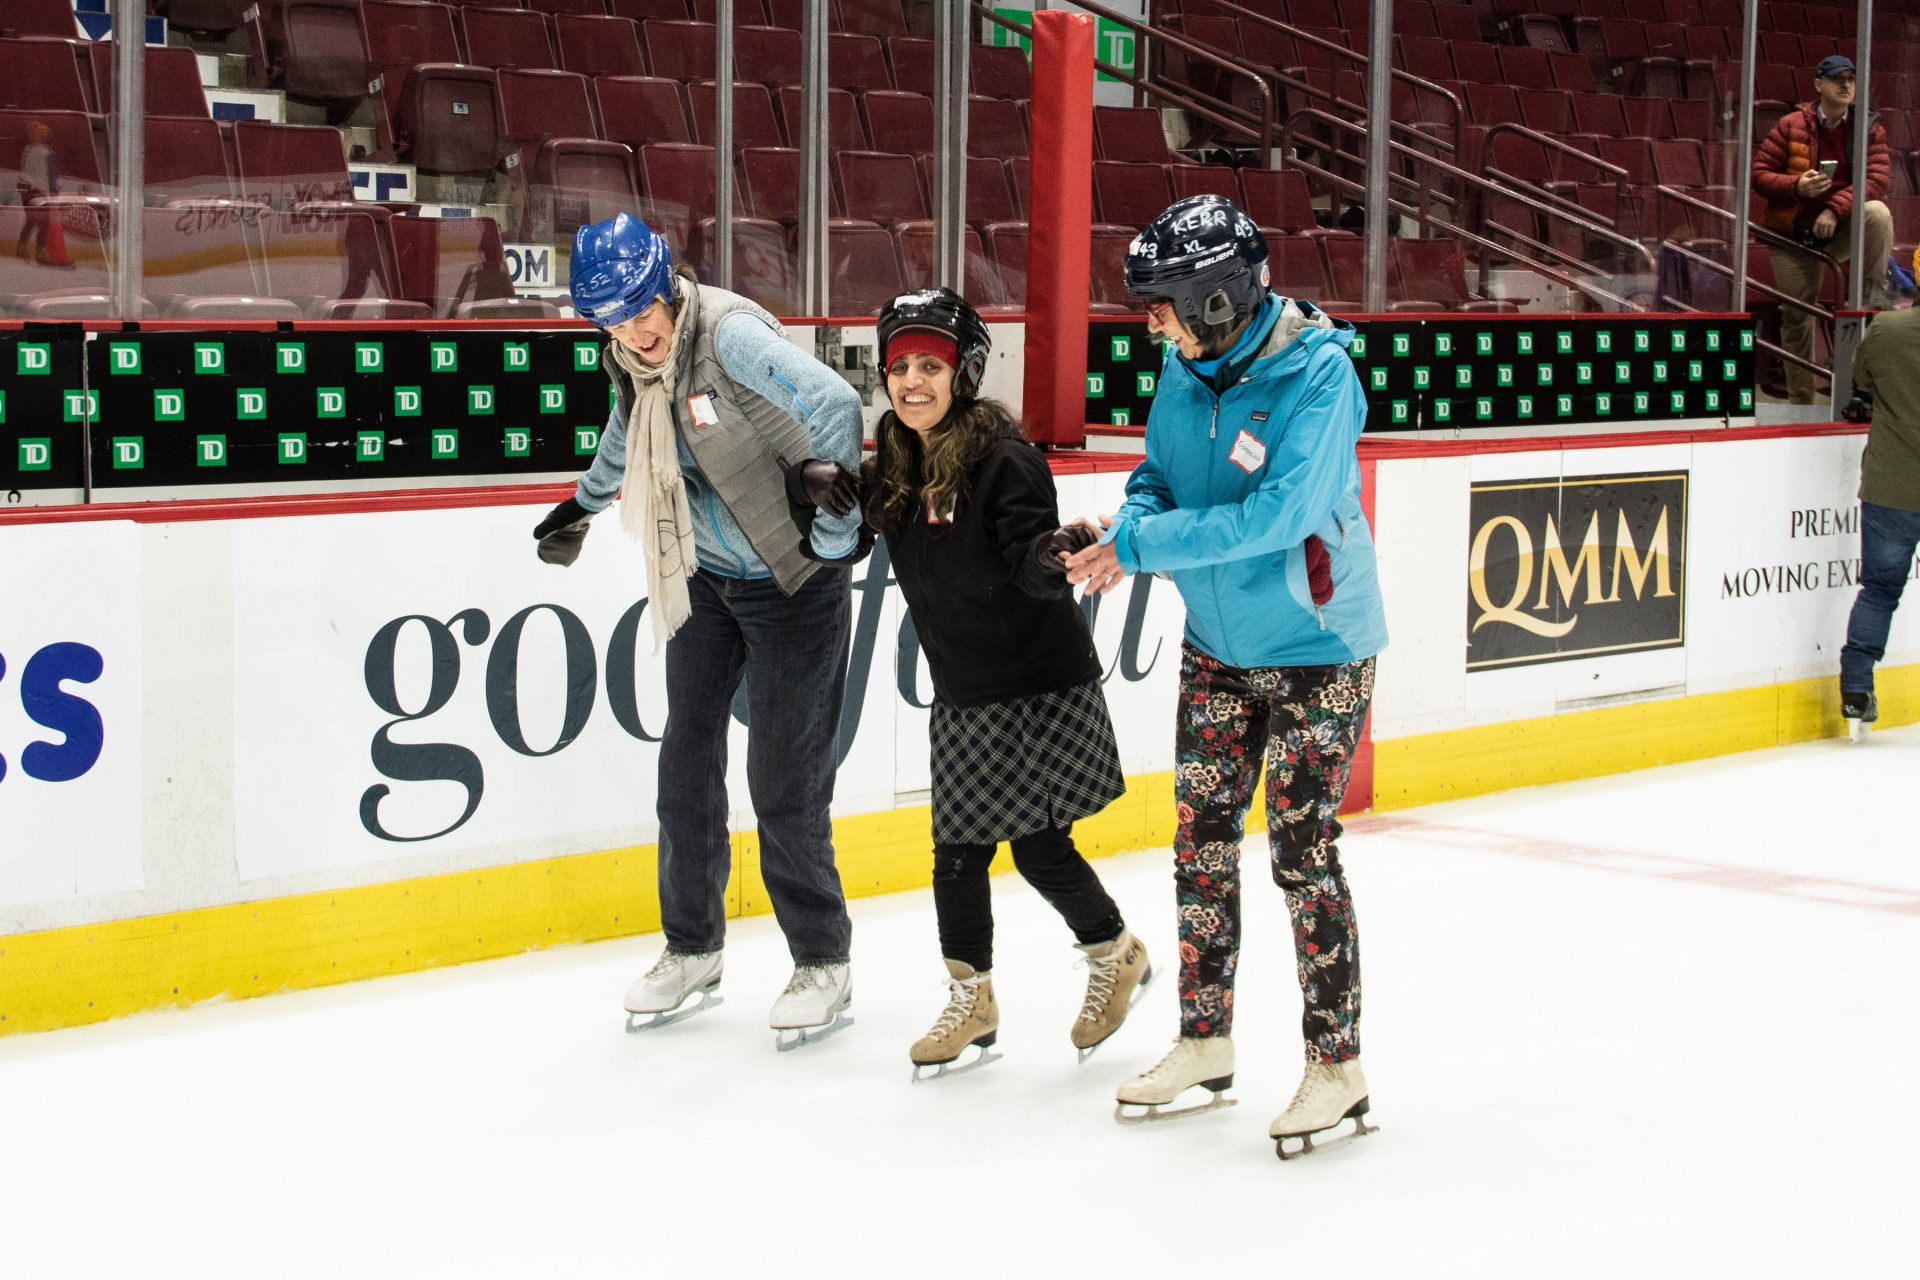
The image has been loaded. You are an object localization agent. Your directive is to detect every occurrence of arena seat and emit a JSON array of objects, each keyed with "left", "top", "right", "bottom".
[
  {"left": 396, "top": 64, "right": 505, "bottom": 177},
  {"left": 163, "top": 0, "right": 257, "bottom": 35},
  {"left": 737, "top": 145, "right": 806, "bottom": 222},
  {"left": 1239, "top": 167, "right": 1319, "bottom": 235},
  {"left": 596, "top": 76, "right": 694, "bottom": 147},
  {"left": 363, "top": 1, "right": 462, "bottom": 158},
  {"left": 910, "top": 154, "right": 1018, "bottom": 227},
  {"left": 611, "top": 0, "right": 692, "bottom": 18},
  {"left": 775, "top": 84, "right": 867, "bottom": 150},
  {"left": 1, "top": 0, "right": 82, "bottom": 39},
  {"left": 531, "top": 0, "right": 614, "bottom": 13},
  {"left": 981, "top": 220, "right": 1030, "bottom": 305},
  {"left": 735, "top": 25, "right": 804, "bottom": 87},
  {"left": 835, "top": 149, "right": 926, "bottom": 224},
  {"left": 860, "top": 89, "right": 932, "bottom": 154},
  {"left": 234, "top": 120, "right": 355, "bottom": 209},
  {"left": 688, "top": 80, "right": 785, "bottom": 149},
  {"left": 273, "top": 0, "right": 376, "bottom": 108},
  {"left": 555, "top": 14, "right": 648, "bottom": 76},
  {"left": 88, "top": 43, "right": 211, "bottom": 117},
  {"left": 827, "top": 32, "right": 893, "bottom": 94},
  {"left": 498, "top": 67, "right": 640, "bottom": 238},
  {"left": 389, "top": 212, "right": 515, "bottom": 314},
  {"left": 145, "top": 116, "right": 236, "bottom": 206},
  {"left": 459, "top": 6, "right": 559, "bottom": 69},
  {"left": 1093, "top": 160, "right": 1175, "bottom": 229},
  {"left": 970, "top": 44, "right": 1029, "bottom": 101},
  {"left": 839, "top": 0, "right": 907, "bottom": 40},
  {"left": 140, "top": 203, "right": 273, "bottom": 312},
  {"left": 966, "top": 96, "right": 1026, "bottom": 158},
  {"left": 815, "top": 217, "right": 901, "bottom": 314},
  {"left": 642, "top": 20, "right": 718, "bottom": 80},
  {"left": 1267, "top": 234, "right": 1331, "bottom": 298},
  {"left": 0, "top": 38, "right": 91, "bottom": 113},
  {"left": 259, "top": 207, "right": 413, "bottom": 316},
  {"left": 885, "top": 36, "right": 933, "bottom": 95},
  {"left": 1092, "top": 106, "right": 1173, "bottom": 164},
  {"left": 891, "top": 221, "right": 1005, "bottom": 305}
]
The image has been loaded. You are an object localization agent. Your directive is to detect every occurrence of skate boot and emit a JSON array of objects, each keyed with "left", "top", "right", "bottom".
[
  {"left": 910, "top": 960, "right": 1002, "bottom": 1083},
  {"left": 1270, "top": 1058, "right": 1377, "bottom": 1160},
  {"left": 770, "top": 962, "right": 854, "bottom": 1051},
  {"left": 1114, "top": 1035, "right": 1237, "bottom": 1123},
  {"left": 624, "top": 949, "right": 724, "bottom": 1032},
  {"left": 1842, "top": 689, "right": 1878, "bottom": 743},
  {"left": 1071, "top": 930, "right": 1153, "bottom": 1062}
]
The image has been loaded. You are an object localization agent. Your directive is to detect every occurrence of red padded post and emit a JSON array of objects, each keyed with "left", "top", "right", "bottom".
[{"left": 1020, "top": 11, "right": 1095, "bottom": 449}]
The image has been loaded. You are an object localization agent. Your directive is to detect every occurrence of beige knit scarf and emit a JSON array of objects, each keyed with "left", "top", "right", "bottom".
[{"left": 608, "top": 277, "right": 701, "bottom": 651}]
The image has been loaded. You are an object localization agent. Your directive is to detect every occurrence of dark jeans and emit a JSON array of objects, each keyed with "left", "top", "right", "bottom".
[
  {"left": 656, "top": 566, "right": 853, "bottom": 964},
  {"left": 931, "top": 824, "right": 1124, "bottom": 972},
  {"left": 1841, "top": 500, "right": 1920, "bottom": 694}
]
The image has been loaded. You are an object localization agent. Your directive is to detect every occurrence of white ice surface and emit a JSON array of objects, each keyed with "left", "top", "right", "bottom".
[{"left": 3, "top": 728, "right": 1917, "bottom": 1278}]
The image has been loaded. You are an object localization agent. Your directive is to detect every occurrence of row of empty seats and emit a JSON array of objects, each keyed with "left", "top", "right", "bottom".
[{"left": 0, "top": 202, "right": 539, "bottom": 319}]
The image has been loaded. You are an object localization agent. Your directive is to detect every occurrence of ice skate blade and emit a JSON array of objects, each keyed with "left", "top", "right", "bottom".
[
  {"left": 1075, "top": 963, "right": 1157, "bottom": 1064},
  {"left": 911, "top": 1042, "right": 1003, "bottom": 1083},
  {"left": 1274, "top": 1110, "right": 1379, "bottom": 1161},
  {"left": 625, "top": 991, "right": 723, "bottom": 1033},
  {"left": 774, "top": 1011, "right": 853, "bottom": 1052},
  {"left": 1114, "top": 1087, "right": 1238, "bottom": 1125}
]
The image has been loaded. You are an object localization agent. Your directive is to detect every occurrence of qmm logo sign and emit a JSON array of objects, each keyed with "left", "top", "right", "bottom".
[{"left": 1466, "top": 471, "right": 1688, "bottom": 670}]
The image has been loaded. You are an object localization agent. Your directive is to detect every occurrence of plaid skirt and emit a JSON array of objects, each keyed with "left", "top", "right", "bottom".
[{"left": 929, "top": 677, "right": 1127, "bottom": 845}]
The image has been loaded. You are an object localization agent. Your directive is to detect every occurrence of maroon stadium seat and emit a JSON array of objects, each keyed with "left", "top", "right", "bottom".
[
  {"left": 860, "top": 89, "right": 932, "bottom": 154},
  {"left": 234, "top": 120, "right": 353, "bottom": 208},
  {"left": 840, "top": 0, "right": 907, "bottom": 39},
  {"left": 971, "top": 44, "right": 1029, "bottom": 101},
  {"left": 1089, "top": 223, "right": 1137, "bottom": 311},
  {"left": 1266, "top": 234, "right": 1330, "bottom": 297},
  {"left": 643, "top": 20, "right": 719, "bottom": 79},
  {"left": 1093, "top": 160, "right": 1175, "bottom": 229},
  {"left": 498, "top": 67, "right": 639, "bottom": 237},
  {"left": 835, "top": 149, "right": 926, "bottom": 224},
  {"left": 89, "top": 43, "right": 211, "bottom": 116},
  {"left": 611, "top": 0, "right": 691, "bottom": 17},
  {"left": 0, "top": 38, "right": 91, "bottom": 113},
  {"left": 531, "top": 0, "right": 613, "bottom": 13},
  {"left": 1, "top": 0, "right": 82, "bottom": 39},
  {"left": 891, "top": 221, "right": 1005, "bottom": 304},
  {"left": 555, "top": 14, "right": 648, "bottom": 76},
  {"left": 827, "top": 32, "right": 893, "bottom": 94},
  {"left": 1169, "top": 161, "right": 1240, "bottom": 204},
  {"left": 164, "top": 0, "right": 256, "bottom": 35},
  {"left": 776, "top": 84, "right": 867, "bottom": 150},
  {"left": 259, "top": 207, "right": 407, "bottom": 315},
  {"left": 690, "top": 0, "right": 770, "bottom": 20},
  {"left": 396, "top": 64, "right": 505, "bottom": 176},
  {"left": 363, "top": 1, "right": 462, "bottom": 159},
  {"left": 967, "top": 95, "right": 1026, "bottom": 158},
  {"left": 981, "top": 219, "right": 1030, "bottom": 305},
  {"left": 737, "top": 145, "right": 807, "bottom": 222},
  {"left": 735, "top": 25, "right": 803, "bottom": 87},
  {"left": 1239, "top": 167, "right": 1317, "bottom": 233},
  {"left": 276, "top": 0, "right": 376, "bottom": 105},
  {"left": 687, "top": 80, "right": 785, "bottom": 149},
  {"left": 596, "top": 76, "right": 693, "bottom": 147},
  {"left": 460, "top": 6, "right": 559, "bottom": 69},
  {"left": 886, "top": 36, "right": 933, "bottom": 95},
  {"left": 389, "top": 212, "right": 514, "bottom": 314},
  {"left": 145, "top": 116, "right": 236, "bottom": 205},
  {"left": 1093, "top": 105, "right": 1173, "bottom": 163},
  {"left": 817, "top": 218, "right": 902, "bottom": 314},
  {"left": 139, "top": 203, "right": 272, "bottom": 311}
]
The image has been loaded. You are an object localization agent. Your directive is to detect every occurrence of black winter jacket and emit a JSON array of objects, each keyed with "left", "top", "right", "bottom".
[{"left": 883, "top": 437, "right": 1102, "bottom": 708}]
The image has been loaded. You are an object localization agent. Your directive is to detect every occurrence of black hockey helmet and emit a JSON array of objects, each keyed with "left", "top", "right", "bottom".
[
  {"left": 876, "top": 286, "right": 992, "bottom": 399},
  {"left": 1124, "top": 194, "right": 1271, "bottom": 332}
]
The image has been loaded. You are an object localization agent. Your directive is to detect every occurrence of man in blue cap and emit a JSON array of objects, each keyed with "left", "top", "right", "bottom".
[
  {"left": 1752, "top": 54, "right": 1894, "bottom": 403},
  {"left": 532, "top": 213, "right": 867, "bottom": 1049}
]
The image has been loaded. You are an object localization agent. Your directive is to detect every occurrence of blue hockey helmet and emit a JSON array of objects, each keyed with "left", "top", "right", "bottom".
[
  {"left": 570, "top": 213, "right": 674, "bottom": 328},
  {"left": 1123, "top": 194, "right": 1271, "bottom": 332}
]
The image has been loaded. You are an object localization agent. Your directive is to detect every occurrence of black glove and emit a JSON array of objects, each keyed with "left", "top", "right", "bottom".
[
  {"left": 1842, "top": 392, "right": 1874, "bottom": 423},
  {"left": 798, "top": 524, "right": 876, "bottom": 567},
  {"left": 532, "top": 496, "right": 592, "bottom": 566},
  {"left": 781, "top": 457, "right": 860, "bottom": 518},
  {"left": 1029, "top": 524, "right": 1100, "bottom": 576}
]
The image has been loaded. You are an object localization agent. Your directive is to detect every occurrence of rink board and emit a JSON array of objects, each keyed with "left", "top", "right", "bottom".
[{"left": 2, "top": 424, "right": 1914, "bottom": 1034}]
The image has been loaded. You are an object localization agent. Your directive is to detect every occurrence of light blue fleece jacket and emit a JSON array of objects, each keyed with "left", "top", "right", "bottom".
[
  {"left": 574, "top": 311, "right": 863, "bottom": 574},
  {"left": 1110, "top": 296, "right": 1388, "bottom": 669}
]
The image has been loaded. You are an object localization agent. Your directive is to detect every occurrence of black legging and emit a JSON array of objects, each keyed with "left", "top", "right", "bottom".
[{"left": 931, "top": 824, "right": 1125, "bottom": 972}]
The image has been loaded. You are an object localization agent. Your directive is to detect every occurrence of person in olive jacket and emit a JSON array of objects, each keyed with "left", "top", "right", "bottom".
[{"left": 863, "top": 288, "right": 1152, "bottom": 1081}]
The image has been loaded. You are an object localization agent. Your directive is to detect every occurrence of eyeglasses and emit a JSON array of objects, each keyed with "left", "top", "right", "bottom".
[{"left": 1143, "top": 300, "right": 1176, "bottom": 324}]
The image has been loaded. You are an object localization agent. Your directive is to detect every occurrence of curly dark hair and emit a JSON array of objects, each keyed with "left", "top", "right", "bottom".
[{"left": 863, "top": 395, "right": 1025, "bottom": 535}]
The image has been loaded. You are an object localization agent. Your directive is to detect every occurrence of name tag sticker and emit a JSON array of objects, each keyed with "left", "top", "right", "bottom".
[
  {"left": 1229, "top": 429, "right": 1267, "bottom": 474},
  {"left": 687, "top": 391, "right": 719, "bottom": 427}
]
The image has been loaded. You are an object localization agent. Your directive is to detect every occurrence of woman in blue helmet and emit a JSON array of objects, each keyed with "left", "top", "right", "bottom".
[
  {"left": 1065, "top": 196, "right": 1388, "bottom": 1156},
  {"left": 531, "top": 213, "right": 865, "bottom": 1049}
]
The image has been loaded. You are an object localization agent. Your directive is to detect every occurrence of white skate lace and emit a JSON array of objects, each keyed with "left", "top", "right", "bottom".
[
  {"left": 1076, "top": 952, "right": 1121, "bottom": 1021},
  {"left": 926, "top": 976, "right": 985, "bottom": 1039},
  {"left": 1139, "top": 1039, "right": 1200, "bottom": 1083},
  {"left": 1285, "top": 1063, "right": 1339, "bottom": 1111},
  {"left": 644, "top": 952, "right": 686, "bottom": 981},
  {"left": 782, "top": 964, "right": 835, "bottom": 996}
]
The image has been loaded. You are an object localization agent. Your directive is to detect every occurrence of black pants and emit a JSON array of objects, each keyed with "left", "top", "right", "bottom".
[{"left": 932, "top": 824, "right": 1125, "bottom": 972}]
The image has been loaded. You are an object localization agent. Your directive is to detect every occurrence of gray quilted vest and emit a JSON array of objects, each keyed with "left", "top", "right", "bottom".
[{"left": 606, "top": 283, "right": 819, "bottom": 594}]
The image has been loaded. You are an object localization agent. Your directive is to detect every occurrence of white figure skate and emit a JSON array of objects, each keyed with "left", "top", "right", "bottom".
[
  {"left": 1270, "top": 1059, "right": 1378, "bottom": 1160},
  {"left": 770, "top": 962, "right": 854, "bottom": 1051},
  {"left": 1114, "top": 1035, "right": 1237, "bottom": 1123},
  {"left": 624, "top": 949, "right": 724, "bottom": 1032},
  {"left": 1842, "top": 690, "right": 1878, "bottom": 743}
]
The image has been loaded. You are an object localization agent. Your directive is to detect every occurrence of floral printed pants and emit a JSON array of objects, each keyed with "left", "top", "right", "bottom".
[{"left": 1172, "top": 643, "right": 1375, "bottom": 1063}]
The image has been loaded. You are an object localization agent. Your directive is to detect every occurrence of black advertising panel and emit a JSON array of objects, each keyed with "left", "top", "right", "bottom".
[
  {"left": 1, "top": 332, "right": 87, "bottom": 497},
  {"left": 82, "top": 330, "right": 614, "bottom": 490},
  {"left": 1084, "top": 315, "right": 1756, "bottom": 432},
  {"left": 1466, "top": 470, "right": 1689, "bottom": 671}
]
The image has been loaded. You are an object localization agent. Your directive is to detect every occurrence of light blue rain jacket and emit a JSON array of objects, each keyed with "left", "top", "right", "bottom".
[{"left": 1110, "top": 296, "right": 1389, "bottom": 669}]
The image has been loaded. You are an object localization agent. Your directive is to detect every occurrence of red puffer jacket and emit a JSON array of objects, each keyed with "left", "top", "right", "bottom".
[{"left": 1751, "top": 102, "right": 1891, "bottom": 233}]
